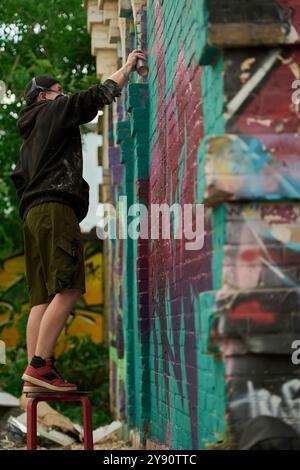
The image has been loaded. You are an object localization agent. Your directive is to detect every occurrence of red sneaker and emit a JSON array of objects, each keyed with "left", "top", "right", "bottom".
[
  {"left": 46, "top": 356, "right": 65, "bottom": 380},
  {"left": 23, "top": 381, "right": 49, "bottom": 393},
  {"left": 22, "top": 360, "right": 77, "bottom": 392}
]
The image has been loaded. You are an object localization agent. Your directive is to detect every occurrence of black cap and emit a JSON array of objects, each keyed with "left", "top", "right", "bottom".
[{"left": 24, "top": 75, "right": 60, "bottom": 105}]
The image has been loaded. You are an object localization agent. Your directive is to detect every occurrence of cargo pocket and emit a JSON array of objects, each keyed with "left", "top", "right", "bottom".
[{"left": 54, "top": 235, "right": 83, "bottom": 291}]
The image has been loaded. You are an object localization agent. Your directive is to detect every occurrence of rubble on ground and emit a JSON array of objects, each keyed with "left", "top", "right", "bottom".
[
  {"left": 0, "top": 389, "right": 131, "bottom": 450},
  {"left": 0, "top": 391, "right": 19, "bottom": 408}
]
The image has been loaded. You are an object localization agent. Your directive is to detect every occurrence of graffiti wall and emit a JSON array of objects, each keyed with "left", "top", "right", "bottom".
[
  {"left": 146, "top": 0, "right": 300, "bottom": 449},
  {"left": 99, "top": 0, "right": 300, "bottom": 449}
]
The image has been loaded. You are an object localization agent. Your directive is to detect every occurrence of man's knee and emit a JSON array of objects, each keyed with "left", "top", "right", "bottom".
[
  {"left": 58, "top": 288, "right": 82, "bottom": 302},
  {"left": 30, "top": 303, "right": 49, "bottom": 313}
]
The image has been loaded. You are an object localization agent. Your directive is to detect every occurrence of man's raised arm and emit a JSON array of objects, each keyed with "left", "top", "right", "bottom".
[{"left": 107, "top": 49, "right": 147, "bottom": 89}]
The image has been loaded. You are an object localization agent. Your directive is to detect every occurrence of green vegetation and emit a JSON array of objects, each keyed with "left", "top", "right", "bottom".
[{"left": 0, "top": 0, "right": 98, "bottom": 261}]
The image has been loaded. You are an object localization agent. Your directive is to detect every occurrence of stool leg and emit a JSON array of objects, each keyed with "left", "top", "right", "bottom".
[
  {"left": 81, "top": 397, "right": 93, "bottom": 450},
  {"left": 27, "top": 398, "right": 38, "bottom": 450}
]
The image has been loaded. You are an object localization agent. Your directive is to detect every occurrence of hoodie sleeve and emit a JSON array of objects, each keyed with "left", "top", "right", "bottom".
[
  {"left": 48, "top": 79, "right": 122, "bottom": 128},
  {"left": 10, "top": 158, "right": 27, "bottom": 198}
]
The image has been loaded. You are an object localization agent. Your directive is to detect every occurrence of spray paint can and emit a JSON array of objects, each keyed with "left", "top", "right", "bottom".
[{"left": 136, "top": 58, "right": 149, "bottom": 77}]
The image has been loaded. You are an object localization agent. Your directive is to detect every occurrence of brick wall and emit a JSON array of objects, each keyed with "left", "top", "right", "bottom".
[{"left": 103, "top": 0, "right": 300, "bottom": 449}]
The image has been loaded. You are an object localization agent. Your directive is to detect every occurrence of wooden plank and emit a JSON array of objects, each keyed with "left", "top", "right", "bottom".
[
  {"left": 205, "top": 0, "right": 300, "bottom": 49},
  {"left": 208, "top": 24, "right": 288, "bottom": 48}
]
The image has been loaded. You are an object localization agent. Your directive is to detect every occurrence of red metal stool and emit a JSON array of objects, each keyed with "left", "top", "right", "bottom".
[{"left": 25, "top": 391, "right": 93, "bottom": 450}]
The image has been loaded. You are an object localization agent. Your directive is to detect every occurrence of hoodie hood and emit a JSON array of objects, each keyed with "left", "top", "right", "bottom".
[{"left": 17, "top": 101, "right": 48, "bottom": 139}]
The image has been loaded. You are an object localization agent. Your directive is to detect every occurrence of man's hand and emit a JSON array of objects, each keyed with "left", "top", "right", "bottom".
[
  {"left": 125, "top": 49, "right": 147, "bottom": 74},
  {"left": 107, "top": 49, "right": 148, "bottom": 92}
]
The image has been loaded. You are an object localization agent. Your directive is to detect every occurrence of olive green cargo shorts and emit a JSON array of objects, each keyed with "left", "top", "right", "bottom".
[{"left": 23, "top": 202, "right": 86, "bottom": 307}]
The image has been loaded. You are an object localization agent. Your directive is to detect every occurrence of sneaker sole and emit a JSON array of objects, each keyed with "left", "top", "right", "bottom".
[
  {"left": 22, "top": 374, "right": 77, "bottom": 392},
  {"left": 23, "top": 385, "right": 52, "bottom": 393}
]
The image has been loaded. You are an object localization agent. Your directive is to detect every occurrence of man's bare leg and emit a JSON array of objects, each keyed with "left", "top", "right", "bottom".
[
  {"left": 35, "top": 288, "right": 81, "bottom": 359},
  {"left": 26, "top": 303, "right": 49, "bottom": 362}
]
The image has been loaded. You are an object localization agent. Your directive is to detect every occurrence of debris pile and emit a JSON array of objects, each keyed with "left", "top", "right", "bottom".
[{"left": 0, "top": 390, "right": 129, "bottom": 450}]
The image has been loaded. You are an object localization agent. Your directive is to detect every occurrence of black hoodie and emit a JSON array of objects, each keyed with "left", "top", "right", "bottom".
[{"left": 11, "top": 79, "right": 122, "bottom": 223}]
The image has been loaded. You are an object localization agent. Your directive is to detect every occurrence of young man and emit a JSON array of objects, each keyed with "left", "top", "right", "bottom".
[{"left": 11, "top": 49, "right": 147, "bottom": 392}]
